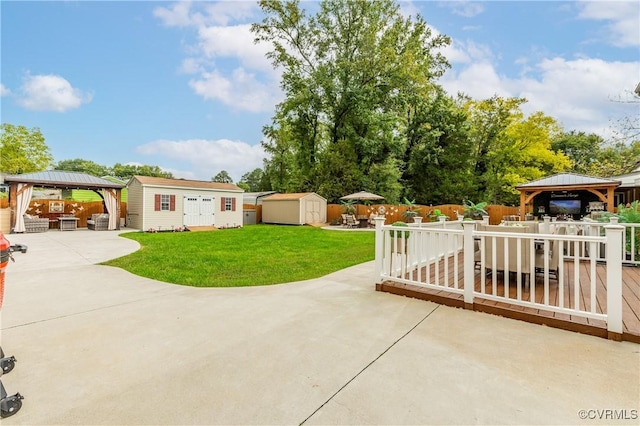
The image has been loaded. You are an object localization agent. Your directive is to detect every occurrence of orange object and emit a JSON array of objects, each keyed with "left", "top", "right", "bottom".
[{"left": 0, "top": 232, "right": 11, "bottom": 309}]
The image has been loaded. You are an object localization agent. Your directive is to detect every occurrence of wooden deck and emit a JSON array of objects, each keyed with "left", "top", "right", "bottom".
[{"left": 377, "top": 259, "right": 640, "bottom": 343}]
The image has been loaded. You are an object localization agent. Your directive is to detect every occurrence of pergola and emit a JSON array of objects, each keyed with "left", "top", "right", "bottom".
[
  {"left": 516, "top": 173, "right": 621, "bottom": 220},
  {"left": 4, "top": 170, "right": 124, "bottom": 232}
]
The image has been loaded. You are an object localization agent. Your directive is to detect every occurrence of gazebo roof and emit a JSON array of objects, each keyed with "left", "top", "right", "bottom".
[
  {"left": 516, "top": 173, "right": 620, "bottom": 189},
  {"left": 4, "top": 170, "right": 125, "bottom": 190}
]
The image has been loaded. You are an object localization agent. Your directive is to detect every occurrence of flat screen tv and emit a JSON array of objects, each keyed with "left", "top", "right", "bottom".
[{"left": 549, "top": 199, "right": 581, "bottom": 215}]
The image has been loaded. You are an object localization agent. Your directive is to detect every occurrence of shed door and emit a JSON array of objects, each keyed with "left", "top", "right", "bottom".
[
  {"left": 183, "top": 195, "right": 216, "bottom": 227},
  {"left": 183, "top": 196, "right": 200, "bottom": 226},
  {"left": 305, "top": 200, "right": 320, "bottom": 224},
  {"left": 199, "top": 197, "right": 215, "bottom": 226}
]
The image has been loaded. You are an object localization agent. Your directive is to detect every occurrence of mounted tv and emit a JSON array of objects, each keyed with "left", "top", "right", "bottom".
[{"left": 549, "top": 199, "right": 581, "bottom": 215}]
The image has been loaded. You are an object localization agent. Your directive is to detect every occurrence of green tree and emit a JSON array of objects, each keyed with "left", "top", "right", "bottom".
[
  {"left": 238, "top": 168, "right": 266, "bottom": 192},
  {"left": 111, "top": 163, "right": 173, "bottom": 180},
  {"left": 212, "top": 170, "right": 233, "bottom": 183},
  {"left": 586, "top": 140, "right": 640, "bottom": 177},
  {"left": 551, "top": 131, "right": 604, "bottom": 174},
  {"left": 0, "top": 123, "right": 54, "bottom": 174},
  {"left": 253, "top": 0, "right": 450, "bottom": 202},
  {"left": 464, "top": 96, "right": 570, "bottom": 205},
  {"left": 55, "top": 158, "right": 109, "bottom": 177},
  {"left": 403, "top": 90, "right": 473, "bottom": 204}
]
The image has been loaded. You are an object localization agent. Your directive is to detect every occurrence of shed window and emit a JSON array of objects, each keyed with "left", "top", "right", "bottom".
[
  {"left": 221, "top": 197, "right": 236, "bottom": 212},
  {"left": 154, "top": 194, "right": 176, "bottom": 211}
]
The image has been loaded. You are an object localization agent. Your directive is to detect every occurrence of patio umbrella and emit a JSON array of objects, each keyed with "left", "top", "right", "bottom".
[
  {"left": 340, "top": 191, "right": 384, "bottom": 201},
  {"left": 340, "top": 191, "right": 385, "bottom": 218}
]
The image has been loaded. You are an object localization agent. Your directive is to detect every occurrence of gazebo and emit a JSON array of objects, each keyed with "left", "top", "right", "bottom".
[
  {"left": 4, "top": 170, "right": 124, "bottom": 232},
  {"left": 516, "top": 173, "right": 621, "bottom": 220}
]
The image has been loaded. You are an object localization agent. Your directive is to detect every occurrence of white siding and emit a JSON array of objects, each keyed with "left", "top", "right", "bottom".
[{"left": 126, "top": 179, "right": 144, "bottom": 230}]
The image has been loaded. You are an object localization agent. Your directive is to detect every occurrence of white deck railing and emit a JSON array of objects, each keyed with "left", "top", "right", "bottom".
[{"left": 373, "top": 217, "right": 625, "bottom": 336}]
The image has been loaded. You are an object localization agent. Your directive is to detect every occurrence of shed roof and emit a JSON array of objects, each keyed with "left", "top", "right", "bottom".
[
  {"left": 262, "top": 192, "right": 326, "bottom": 202},
  {"left": 516, "top": 173, "right": 620, "bottom": 189},
  {"left": 131, "top": 175, "right": 242, "bottom": 192},
  {"left": 4, "top": 170, "right": 125, "bottom": 189}
]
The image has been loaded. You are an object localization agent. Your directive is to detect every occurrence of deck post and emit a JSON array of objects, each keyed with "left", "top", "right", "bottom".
[
  {"left": 605, "top": 223, "right": 624, "bottom": 339},
  {"left": 374, "top": 216, "right": 386, "bottom": 284},
  {"left": 463, "top": 221, "right": 475, "bottom": 308}
]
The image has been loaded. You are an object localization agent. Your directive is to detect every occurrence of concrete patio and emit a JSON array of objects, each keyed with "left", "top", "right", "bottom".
[{"left": 1, "top": 230, "right": 638, "bottom": 425}]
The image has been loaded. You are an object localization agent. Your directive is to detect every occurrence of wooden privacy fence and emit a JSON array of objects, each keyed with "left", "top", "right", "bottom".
[
  {"left": 0, "top": 199, "right": 127, "bottom": 230},
  {"left": 327, "top": 204, "right": 519, "bottom": 225}
]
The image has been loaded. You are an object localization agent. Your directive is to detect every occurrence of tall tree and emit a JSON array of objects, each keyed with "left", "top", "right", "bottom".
[
  {"left": 253, "top": 0, "right": 450, "bottom": 202},
  {"left": 0, "top": 123, "right": 53, "bottom": 174},
  {"left": 238, "top": 168, "right": 266, "bottom": 192},
  {"left": 403, "top": 89, "right": 473, "bottom": 204},
  {"left": 464, "top": 97, "right": 570, "bottom": 205},
  {"left": 212, "top": 170, "right": 233, "bottom": 184},
  {"left": 551, "top": 131, "right": 604, "bottom": 174}
]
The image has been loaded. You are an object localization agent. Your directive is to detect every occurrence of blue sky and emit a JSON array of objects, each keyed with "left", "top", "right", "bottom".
[{"left": 2, "top": 1, "right": 639, "bottom": 182}]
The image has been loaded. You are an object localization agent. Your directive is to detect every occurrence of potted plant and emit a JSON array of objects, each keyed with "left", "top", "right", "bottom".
[
  {"left": 425, "top": 208, "right": 448, "bottom": 222},
  {"left": 462, "top": 200, "right": 489, "bottom": 220},
  {"left": 340, "top": 200, "right": 356, "bottom": 215},
  {"left": 401, "top": 198, "right": 422, "bottom": 222}
]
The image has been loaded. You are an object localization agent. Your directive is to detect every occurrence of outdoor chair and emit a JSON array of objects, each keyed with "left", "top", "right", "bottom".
[
  {"left": 535, "top": 235, "right": 561, "bottom": 281},
  {"left": 23, "top": 214, "right": 49, "bottom": 233},
  {"left": 345, "top": 214, "right": 358, "bottom": 228},
  {"left": 476, "top": 224, "right": 535, "bottom": 285},
  {"left": 87, "top": 213, "right": 110, "bottom": 231}
]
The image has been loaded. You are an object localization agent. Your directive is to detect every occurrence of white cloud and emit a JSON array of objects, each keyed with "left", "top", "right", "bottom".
[
  {"left": 514, "top": 58, "right": 639, "bottom": 134},
  {"left": 442, "top": 1, "right": 485, "bottom": 18},
  {"left": 136, "top": 138, "right": 267, "bottom": 182},
  {"left": 154, "top": 1, "right": 258, "bottom": 27},
  {"left": 155, "top": 2, "right": 281, "bottom": 113},
  {"left": 442, "top": 53, "right": 639, "bottom": 136},
  {"left": 189, "top": 68, "right": 280, "bottom": 113},
  {"left": 577, "top": 1, "right": 640, "bottom": 47},
  {"left": 197, "top": 24, "right": 273, "bottom": 73},
  {"left": 0, "top": 84, "right": 10, "bottom": 96},
  {"left": 17, "top": 74, "right": 92, "bottom": 112},
  {"left": 153, "top": 1, "right": 201, "bottom": 27}
]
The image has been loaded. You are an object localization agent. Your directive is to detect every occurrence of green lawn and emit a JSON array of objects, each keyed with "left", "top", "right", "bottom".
[{"left": 104, "top": 225, "right": 375, "bottom": 287}]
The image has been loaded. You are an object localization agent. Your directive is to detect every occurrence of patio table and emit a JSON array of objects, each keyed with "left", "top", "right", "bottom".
[{"left": 58, "top": 217, "right": 79, "bottom": 231}]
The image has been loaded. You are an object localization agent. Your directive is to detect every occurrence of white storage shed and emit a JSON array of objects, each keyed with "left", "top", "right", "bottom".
[{"left": 127, "top": 176, "right": 244, "bottom": 231}]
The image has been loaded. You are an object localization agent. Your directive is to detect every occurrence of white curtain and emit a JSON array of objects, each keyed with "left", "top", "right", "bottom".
[
  {"left": 103, "top": 189, "right": 118, "bottom": 230},
  {"left": 14, "top": 183, "right": 34, "bottom": 233}
]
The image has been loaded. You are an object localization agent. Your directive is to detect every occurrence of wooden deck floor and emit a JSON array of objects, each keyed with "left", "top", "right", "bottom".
[{"left": 377, "top": 259, "right": 640, "bottom": 343}]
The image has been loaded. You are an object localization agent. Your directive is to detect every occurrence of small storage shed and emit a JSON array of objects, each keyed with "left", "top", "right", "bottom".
[
  {"left": 261, "top": 192, "right": 327, "bottom": 225},
  {"left": 127, "top": 176, "right": 244, "bottom": 230}
]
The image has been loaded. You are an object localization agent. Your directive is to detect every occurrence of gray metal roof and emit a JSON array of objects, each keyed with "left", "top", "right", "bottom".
[
  {"left": 516, "top": 173, "right": 621, "bottom": 189},
  {"left": 4, "top": 170, "right": 125, "bottom": 189},
  {"left": 243, "top": 191, "right": 277, "bottom": 204}
]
